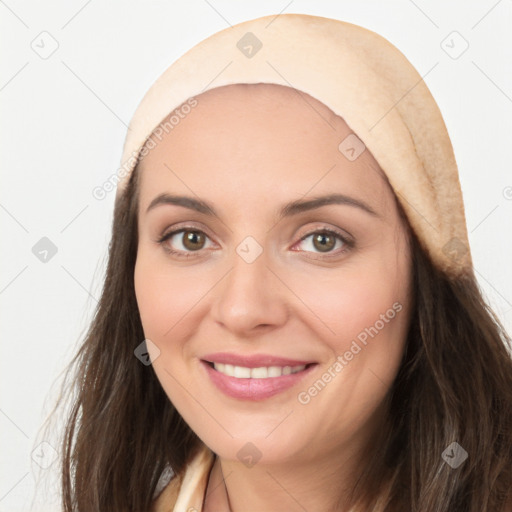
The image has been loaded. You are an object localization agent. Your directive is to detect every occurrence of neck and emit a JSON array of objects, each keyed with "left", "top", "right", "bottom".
[
  {"left": 205, "top": 453, "right": 348, "bottom": 512},
  {"left": 203, "top": 405, "right": 391, "bottom": 512}
]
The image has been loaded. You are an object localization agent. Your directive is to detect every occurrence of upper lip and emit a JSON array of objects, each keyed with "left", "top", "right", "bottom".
[{"left": 202, "top": 352, "right": 316, "bottom": 368}]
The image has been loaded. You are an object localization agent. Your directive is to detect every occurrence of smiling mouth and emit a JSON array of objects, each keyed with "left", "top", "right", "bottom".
[{"left": 204, "top": 361, "right": 317, "bottom": 379}]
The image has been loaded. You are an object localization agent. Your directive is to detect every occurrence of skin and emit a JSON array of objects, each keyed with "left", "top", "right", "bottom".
[{"left": 134, "top": 83, "right": 413, "bottom": 512}]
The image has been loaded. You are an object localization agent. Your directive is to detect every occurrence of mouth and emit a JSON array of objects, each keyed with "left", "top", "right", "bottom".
[
  {"left": 203, "top": 360, "right": 317, "bottom": 379},
  {"left": 200, "top": 359, "right": 318, "bottom": 401}
]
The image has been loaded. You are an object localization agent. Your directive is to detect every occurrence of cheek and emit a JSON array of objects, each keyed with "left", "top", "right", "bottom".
[
  {"left": 134, "top": 255, "right": 206, "bottom": 341},
  {"left": 287, "top": 247, "right": 411, "bottom": 411},
  {"left": 292, "top": 264, "right": 410, "bottom": 442},
  {"left": 288, "top": 257, "right": 408, "bottom": 348},
  {"left": 134, "top": 257, "right": 206, "bottom": 400}
]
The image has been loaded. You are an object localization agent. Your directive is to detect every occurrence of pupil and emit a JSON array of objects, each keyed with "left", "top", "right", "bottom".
[
  {"left": 314, "top": 233, "right": 334, "bottom": 252},
  {"left": 184, "top": 231, "right": 203, "bottom": 250}
]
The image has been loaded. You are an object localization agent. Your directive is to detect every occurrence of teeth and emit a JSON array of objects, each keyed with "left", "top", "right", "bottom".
[{"left": 212, "top": 363, "right": 307, "bottom": 378}]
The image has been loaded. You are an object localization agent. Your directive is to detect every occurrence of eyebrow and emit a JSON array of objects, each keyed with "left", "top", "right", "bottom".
[{"left": 145, "top": 193, "right": 379, "bottom": 219}]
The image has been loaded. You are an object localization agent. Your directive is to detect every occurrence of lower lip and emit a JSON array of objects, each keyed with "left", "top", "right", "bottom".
[{"left": 201, "top": 360, "right": 317, "bottom": 401}]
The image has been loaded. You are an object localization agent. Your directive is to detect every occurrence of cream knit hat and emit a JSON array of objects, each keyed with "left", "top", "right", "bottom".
[{"left": 115, "top": 13, "right": 472, "bottom": 276}]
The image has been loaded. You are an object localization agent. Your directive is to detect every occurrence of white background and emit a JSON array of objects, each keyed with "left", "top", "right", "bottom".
[{"left": 1, "top": 1, "right": 511, "bottom": 510}]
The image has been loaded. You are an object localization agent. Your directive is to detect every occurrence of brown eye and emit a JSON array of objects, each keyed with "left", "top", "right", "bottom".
[
  {"left": 181, "top": 230, "right": 206, "bottom": 251},
  {"left": 294, "top": 228, "right": 353, "bottom": 258},
  {"left": 157, "top": 227, "right": 213, "bottom": 258},
  {"left": 312, "top": 232, "right": 336, "bottom": 252}
]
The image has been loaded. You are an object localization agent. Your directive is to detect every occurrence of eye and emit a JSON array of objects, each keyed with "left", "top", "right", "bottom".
[
  {"left": 156, "top": 225, "right": 354, "bottom": 260},
  {"left": 157, "top": 227, "right": 214, "bottom": 258},
  {"left": 293, "top": 228, "right": 353, "bottom": 258}
]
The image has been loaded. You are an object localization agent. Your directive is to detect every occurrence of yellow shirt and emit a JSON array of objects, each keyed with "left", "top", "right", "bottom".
[{"left": 151, "top": 443, "right": 215, "bottom": 512}]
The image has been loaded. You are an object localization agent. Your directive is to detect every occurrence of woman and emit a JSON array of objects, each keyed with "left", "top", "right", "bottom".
[{"left": 56, "top": 13, "right": 512, "bottom": 511}]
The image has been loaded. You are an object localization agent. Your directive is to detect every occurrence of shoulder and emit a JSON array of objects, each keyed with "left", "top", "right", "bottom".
[
  {"left": 153, "top": 465, "right": 175, "bottom": 499},
  {"left": 151, "top": 472, "right": 182, "bottom": 512},
  {"left": 151, "top": 443, "right": 215, "bottom": 512}
]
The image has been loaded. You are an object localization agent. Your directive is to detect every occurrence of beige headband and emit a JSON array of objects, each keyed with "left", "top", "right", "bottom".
[{"left": 115, "top": 13, "right": 472, "bottom": 276}]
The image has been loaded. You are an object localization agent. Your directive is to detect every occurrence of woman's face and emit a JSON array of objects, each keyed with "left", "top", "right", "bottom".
[{"left": 134, "top": 84, "right": 412, "bottom": 466}]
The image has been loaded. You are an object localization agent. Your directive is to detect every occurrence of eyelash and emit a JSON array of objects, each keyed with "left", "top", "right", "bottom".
[{"left": 156, "top": 225, "right": 354, "bottom": 260}]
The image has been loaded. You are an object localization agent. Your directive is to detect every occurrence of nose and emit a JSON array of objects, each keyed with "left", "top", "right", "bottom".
[{"left": 210, "top": 246, "right": 289, "bottom": 337}]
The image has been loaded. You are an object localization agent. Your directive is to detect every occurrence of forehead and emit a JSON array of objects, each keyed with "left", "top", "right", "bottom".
[{"left": 136, "top": 83, "right": 392, "bottom": 216}]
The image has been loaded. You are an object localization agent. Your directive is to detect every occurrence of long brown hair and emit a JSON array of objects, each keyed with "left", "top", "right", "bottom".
[{"left": 48, "top": 157, "right": 512, "bottom": 511}]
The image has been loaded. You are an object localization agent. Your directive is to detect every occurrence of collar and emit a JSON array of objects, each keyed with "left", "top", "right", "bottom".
[{"left": 152, "top": 442, "right": 215, "bottom": 512}]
